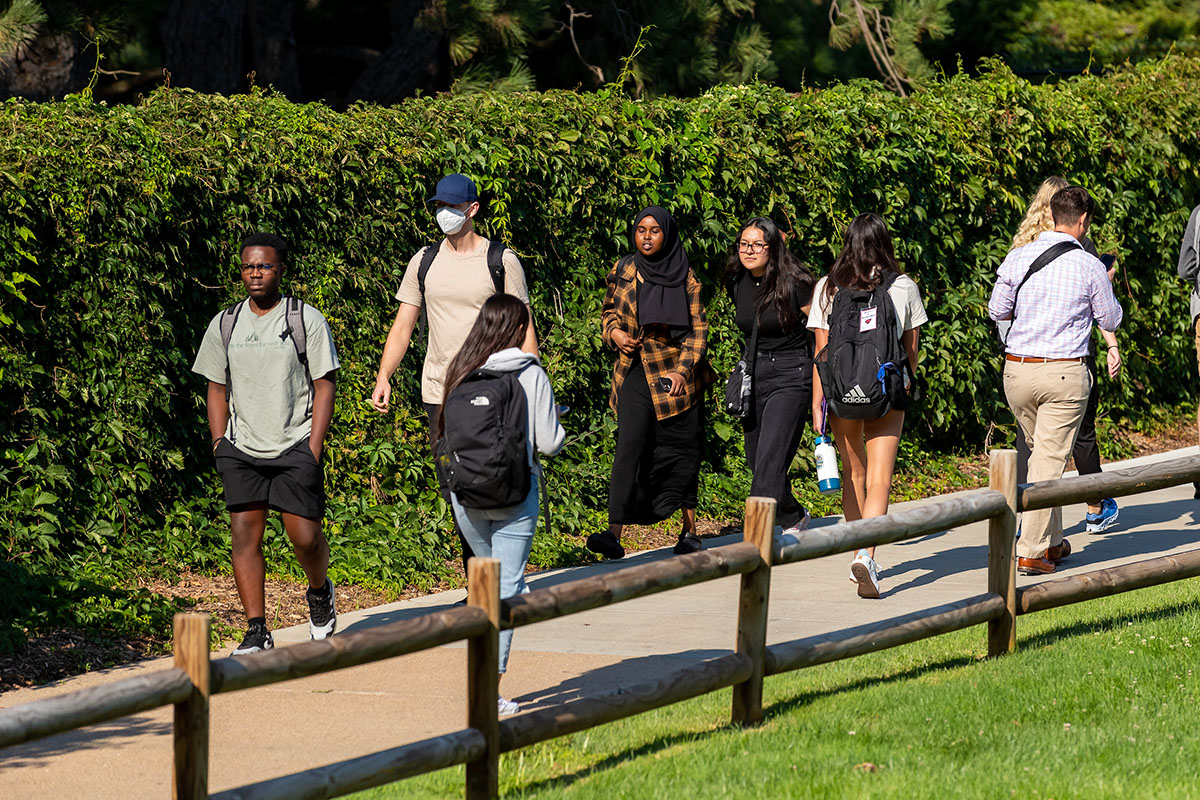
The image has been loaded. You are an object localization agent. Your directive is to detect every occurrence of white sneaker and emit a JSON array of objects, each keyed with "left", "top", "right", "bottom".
[
  {"left": 850, "top": 554, "right": 881, "bottom": 599},
  {"left": 306, "top": 579, "right": 337, "bottom": 640},
  {"left": 498, "top": 696, "right": 520, "bottom": 716},
  {"left": 782, "top": 509, "right": 812, "bottom": 536}
]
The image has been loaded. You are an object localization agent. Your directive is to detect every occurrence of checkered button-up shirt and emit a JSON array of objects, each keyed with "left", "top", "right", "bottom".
[
  {"left": 989, "top": 231, "right": 1123, "bottom": 358},
  {"left": 602, "top": 256, "right": 716, "bottom": 421}
]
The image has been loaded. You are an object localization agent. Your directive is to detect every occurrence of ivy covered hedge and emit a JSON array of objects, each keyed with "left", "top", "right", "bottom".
[{"left": 3, "top": 58, "right": 1200, "bottom": 592}]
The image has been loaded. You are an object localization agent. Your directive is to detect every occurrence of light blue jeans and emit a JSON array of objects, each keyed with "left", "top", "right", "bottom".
[{"left": 451, "top": 475, "right": 538, "bottom": 674}]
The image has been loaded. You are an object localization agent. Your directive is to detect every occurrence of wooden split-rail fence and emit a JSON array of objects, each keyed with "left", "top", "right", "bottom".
[{"left": 3, "top": 449, "right": 1200, "bottom": 799}]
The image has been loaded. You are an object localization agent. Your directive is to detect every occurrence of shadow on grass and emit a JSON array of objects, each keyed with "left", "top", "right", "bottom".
[{"left": 505, "top": 593, "right": 1200, "bottom": 796}]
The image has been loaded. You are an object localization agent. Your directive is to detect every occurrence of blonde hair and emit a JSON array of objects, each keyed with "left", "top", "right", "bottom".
[{"left": 1010, "top": 176, "right": 1069, "bottom": 250}]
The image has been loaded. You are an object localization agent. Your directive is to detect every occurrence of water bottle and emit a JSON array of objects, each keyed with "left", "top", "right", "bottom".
[{"left": 815, "top": 435, "right": 841, "bottom": 495}]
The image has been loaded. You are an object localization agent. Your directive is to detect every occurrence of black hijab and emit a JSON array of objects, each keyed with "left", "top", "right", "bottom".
[{"left": 632, "top": 206, "right": 691, "bottom": 333}]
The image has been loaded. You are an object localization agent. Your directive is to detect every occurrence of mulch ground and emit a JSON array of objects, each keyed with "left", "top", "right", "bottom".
[{"left": 3, "top": 414, "right": 1195, "bottom": 691}]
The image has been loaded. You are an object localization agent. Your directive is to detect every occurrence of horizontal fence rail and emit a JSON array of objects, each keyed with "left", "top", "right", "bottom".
[
  {"left": 765, "top": 593, "right": 1007, "bottom": 675},
  {"left": 498, "top": 653, "right": 754, "bottom": 752},
  {"left": 4, "top": 447, "right": 1200, "bottom": 800},
  {"left": 1019, "top": 453, "right": 1200, "bottom": 512},
  {"left": 210, "top": 606, "right": 489, "bottom": 695},
  {"left": 0, "top": 667, "right": 192, "bottom": 749},
  {"left": 209, "top": 729, "right": 487, "bottom": 800},
  {"left": 772, "top": 488, "right": 1008, "bottom": 566},
  {"left": 502, "top": 541, "right": 761, "bottom": 629},
  {"left": 1017, "top": 548, "right": 1200, "bottom": 614}
]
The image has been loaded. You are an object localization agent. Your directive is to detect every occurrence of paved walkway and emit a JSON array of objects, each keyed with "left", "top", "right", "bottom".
[{"left": 3, "top": 447, "right": 1199, "bottom": 798}]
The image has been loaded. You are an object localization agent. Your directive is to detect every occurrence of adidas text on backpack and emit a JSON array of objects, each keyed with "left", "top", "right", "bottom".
[
  {"left": 815, "top": 273, "right": 912, "bottom": 420},
  {"left": 435, "top": 370, "right": 530, "bottom": 509}
]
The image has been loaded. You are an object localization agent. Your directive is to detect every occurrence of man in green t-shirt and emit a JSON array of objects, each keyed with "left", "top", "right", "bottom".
[{"left": 192, "top": 233, "right": 340, "bottom": 655}]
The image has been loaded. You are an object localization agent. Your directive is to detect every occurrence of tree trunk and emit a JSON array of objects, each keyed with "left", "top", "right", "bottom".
[
  {"left": 245, "top": 0, "right": 301, "bottom": 98},
  {"left": 0, "top": 33, "right": 89, "bottom": 100},
  {"left": 346, "top": 0, "right": 444, "bottom": 105},
  {"left": 162, "top": 0, "right": 247, "bottom": 94}
]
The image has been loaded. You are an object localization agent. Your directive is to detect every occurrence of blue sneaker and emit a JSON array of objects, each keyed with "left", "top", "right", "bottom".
[{"left": 1085, "top": 498, "right": 1119, "bottom": 533}]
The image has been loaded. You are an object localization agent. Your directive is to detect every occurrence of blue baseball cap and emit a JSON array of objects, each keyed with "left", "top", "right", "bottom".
[{"left": 429, "top": 173, "right": 478, "bottom": 205}]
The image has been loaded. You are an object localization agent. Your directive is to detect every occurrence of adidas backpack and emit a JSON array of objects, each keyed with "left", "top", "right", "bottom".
[
  {"left": 815, "top": 272, "right": 911, "bottom": 420},
  {"left": 434, "top": 369, "right": 531, "bottom": 509}
]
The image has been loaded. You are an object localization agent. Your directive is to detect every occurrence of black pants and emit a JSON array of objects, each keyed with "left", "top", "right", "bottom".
[
  {"left": 608, "top": 360, "right": 702, "bottom": 525},
  {"left": 743, "top": 351, "right": 813, "bottom": 530},
  {"left": 425, "top": 402, "right": 474, "bottom": 570},
  {"left": 1015, "top": 355, "right": 1102, "bottom": 503}
]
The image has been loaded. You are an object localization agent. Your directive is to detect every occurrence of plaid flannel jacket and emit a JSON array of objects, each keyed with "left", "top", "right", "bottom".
[{"left": 602, "top": 256, "right": 716, "bottom": 421}]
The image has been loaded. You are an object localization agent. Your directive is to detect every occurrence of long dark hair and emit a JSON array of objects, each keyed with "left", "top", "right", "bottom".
[
  {"left": 821, "top": 213, "right": 903, "bottom": 309},
  {"left": 722, "top": 216, "right": 815, "bottom": 331},
  {"left": 434, "top": 294, "right": 530, "bottom": 439}
]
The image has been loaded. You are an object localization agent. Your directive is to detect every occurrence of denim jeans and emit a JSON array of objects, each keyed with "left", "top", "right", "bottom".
[{"left": 451, "top": 474, "right": 539, "bottom": 674}]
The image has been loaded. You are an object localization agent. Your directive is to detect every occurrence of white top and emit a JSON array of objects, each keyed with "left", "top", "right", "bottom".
[{"left": 807, "top": 273, "right": 928, "bottom": 338}]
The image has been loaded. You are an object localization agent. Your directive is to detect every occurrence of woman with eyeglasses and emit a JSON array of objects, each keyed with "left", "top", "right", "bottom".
[
  {"left": 724, "top": 217, "right": 818, "bottom": 534},
  {"left": 587, "top": 205, "right": 717, "bottom": 560}
]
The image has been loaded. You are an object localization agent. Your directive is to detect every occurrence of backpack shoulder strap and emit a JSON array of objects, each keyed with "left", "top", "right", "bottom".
[
  {"left": 416, "top": 242, "right": 441, "bottom": 350},
  {"left": 283, "top": 295, "right": 315, "bottom": 418},
  {"left": 219, "top": 300, "right": 245, "bottom": 402},
  {"left": 416, "top": 242, "right": 441, "bottom": 302},
  {"left": 486, "top": 240, "right": 507, "bottom": 294}
]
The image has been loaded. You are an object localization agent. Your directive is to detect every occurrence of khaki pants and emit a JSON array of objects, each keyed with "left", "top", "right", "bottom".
[{"left": 1003, "top": 359, "right": 1092, "bottom": 559}]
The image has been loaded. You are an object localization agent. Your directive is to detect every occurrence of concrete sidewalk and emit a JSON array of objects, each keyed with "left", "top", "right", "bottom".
[{"left": 3, "top": 447, "right": 1199, "bottom": 799}]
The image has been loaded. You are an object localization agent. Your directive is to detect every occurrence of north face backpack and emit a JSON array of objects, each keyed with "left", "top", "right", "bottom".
[
  {"left": 815, "top": 273, "right": 910, "bottom": 420},
  {"left": 434, "top": 369, "right": 531, "bottom": 509}
]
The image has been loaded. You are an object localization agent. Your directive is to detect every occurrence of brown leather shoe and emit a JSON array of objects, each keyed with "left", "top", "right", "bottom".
[
  {"left": 1018, "top": 556, "right": 1056, "bottom": 575},
  {"left": 1047, "top": 539, "right": 1072, "bottom": 562}
]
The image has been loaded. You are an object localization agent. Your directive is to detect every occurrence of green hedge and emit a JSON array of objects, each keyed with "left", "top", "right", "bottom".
[{"left": 3, "top": 58, "right": 1199, "bottom": 590}]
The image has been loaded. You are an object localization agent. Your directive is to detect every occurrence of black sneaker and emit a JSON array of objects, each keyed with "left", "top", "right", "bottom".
[
  {"left": 306, "top": 578, "right": 337, "bottom": 640},
  {"left": 233, "top": 622, "right": 274, "bottom": 656},
  {"left": 586, "top": 530, "right": 625, "bottom": 560},
  {"left": 673, "top": 531, "right": 703, "bottom": 555}
]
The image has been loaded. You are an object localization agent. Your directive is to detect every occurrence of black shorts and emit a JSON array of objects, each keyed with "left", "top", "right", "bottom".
[{"left": 214, "top": 437, "right": 325, "bottom": 519}]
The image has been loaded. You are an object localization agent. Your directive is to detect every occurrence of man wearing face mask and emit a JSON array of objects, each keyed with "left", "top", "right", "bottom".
[{"left": 370, "top": 173, "right": 537, "bottom": 567}]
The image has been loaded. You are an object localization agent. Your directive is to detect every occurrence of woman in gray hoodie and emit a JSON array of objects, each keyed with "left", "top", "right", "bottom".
[{"left": 435, "top": 293, "right": 565, "bottom": 715}]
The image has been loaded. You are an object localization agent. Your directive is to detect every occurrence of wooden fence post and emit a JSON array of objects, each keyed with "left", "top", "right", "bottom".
[
  {"left": 732, "top": 496, "right": 776, "bottom": 726},
  {"left": 465, "top": 557, "right": 501, "bottom": 800},
  {"left": 987, "top": 449, "right": 1018, "bottom": 657},
  {"left": 173, "top": 612, "right": 211, "bottom": 800}
]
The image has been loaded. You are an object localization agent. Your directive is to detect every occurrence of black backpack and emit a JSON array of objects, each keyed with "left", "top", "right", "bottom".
[
  {"left": 219, "top": 295, "right": 313, "bottom": 417},
  {"left": 815, "top": 273, "right": 911, "bottom": 420},
  {"left": 434, "top": 369, "right": 531, "bottom": 509}
]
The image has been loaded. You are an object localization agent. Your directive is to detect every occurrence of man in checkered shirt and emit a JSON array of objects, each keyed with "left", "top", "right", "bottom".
[{"left": 989, "top": 185, "right": 1123, "bottom": 576}]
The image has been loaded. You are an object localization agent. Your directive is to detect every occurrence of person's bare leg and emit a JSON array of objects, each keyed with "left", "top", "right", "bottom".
[
  {"left": 681, "top": 507, "right": 697, "bottom": 535},
  {"left": 281, "top": 511, "right": 330, "bottom": 589},
  {"left": 831, "top": 417, "right": 867, "bottom": 523},
  {"left": 230, "top": 503, "right": 270, "bottom": 620},
  {"left": 861, "top": 410, "right": 906, "bottom": 559},
  {"left": 608, "top": 523, "right": 624, "bottom": 539}
]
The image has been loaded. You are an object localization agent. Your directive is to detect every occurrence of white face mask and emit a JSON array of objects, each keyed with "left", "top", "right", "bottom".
[{"left": 436, "top": 206, "right": 468, "bottom": 235}]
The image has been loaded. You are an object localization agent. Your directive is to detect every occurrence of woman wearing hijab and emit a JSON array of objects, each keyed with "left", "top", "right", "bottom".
[{"left": 587, "top": 206, "right": 717, "bottom": 560}]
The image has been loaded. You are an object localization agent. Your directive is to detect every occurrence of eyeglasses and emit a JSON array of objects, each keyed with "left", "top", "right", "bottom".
[
  {"left": 240, "top": 262, "right": 279, "bottom": 273},
  {"left": 737, "top": 241, "right": 768, "bottom": 254}
]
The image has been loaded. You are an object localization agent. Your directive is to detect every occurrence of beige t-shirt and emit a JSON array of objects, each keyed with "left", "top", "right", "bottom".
[
  {"left": 807, "top": 274, "right": 928, "bottom": 337},
  {"left": 396, "top": 237, "right": 529, "bottom": 403}
]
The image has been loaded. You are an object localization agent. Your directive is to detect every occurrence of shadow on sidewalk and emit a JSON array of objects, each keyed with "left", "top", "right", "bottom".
[
  {"left": 0, "top": 714, "right": 169, "bottom": 770},
  {"left": 509, "top": 649, "right": 730, "bottom": 711}
]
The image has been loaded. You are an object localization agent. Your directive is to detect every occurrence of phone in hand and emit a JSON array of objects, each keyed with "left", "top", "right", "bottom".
[
  {"left": 658, "top": 376, "right": 673, "bottom": 393},
  {"left": 1099, "top": 253, "right": 1117, "bottom": 269}
]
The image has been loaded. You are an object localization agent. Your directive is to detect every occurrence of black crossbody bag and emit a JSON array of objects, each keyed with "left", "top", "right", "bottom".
[{"left": 724, "top": 310, "right": 760, "bottom": 418}]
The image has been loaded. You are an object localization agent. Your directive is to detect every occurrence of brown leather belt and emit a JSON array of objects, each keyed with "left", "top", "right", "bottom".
[{"left": 1005, "top": 354, "right": 1085, "bottom": 363}]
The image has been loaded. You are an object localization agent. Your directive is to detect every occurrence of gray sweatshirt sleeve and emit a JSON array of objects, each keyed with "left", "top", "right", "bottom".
[
  {"left": 525, "top": 366, "right": 565, "bottom": 457},
  {"left": 1178, "top": 205, "right": 1200, "bottom": 282}
]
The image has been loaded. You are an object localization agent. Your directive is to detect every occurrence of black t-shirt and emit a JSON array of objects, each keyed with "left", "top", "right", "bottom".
[{"left": 733, "top": 271, "right": 814, "bottom": 355}]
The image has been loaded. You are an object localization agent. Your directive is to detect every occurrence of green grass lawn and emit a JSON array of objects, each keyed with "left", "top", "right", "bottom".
[{"left": 354, "top": 579, "right": 1200, "bottom": 799}]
